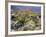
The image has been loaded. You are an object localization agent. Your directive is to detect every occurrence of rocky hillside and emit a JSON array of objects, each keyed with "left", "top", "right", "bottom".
[{"left": 11, "top": 8, "right": 41, "bottom": 31}]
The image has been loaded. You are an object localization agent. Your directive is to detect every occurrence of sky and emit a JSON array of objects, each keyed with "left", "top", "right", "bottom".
[{"left": 11, "top": 5, "right": 41, "bottom": 13}]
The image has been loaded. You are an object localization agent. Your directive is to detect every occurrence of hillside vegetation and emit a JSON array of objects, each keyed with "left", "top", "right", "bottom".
[{"left": 11, "top": 8, "right": 41, "bottom": 31}]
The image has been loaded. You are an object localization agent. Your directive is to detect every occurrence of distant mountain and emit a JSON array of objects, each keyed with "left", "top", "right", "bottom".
[{"left": 11, "top": 8, "right": 41, "bottom": 17}]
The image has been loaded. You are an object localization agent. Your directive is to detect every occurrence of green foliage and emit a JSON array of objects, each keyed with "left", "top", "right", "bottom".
[{"left": 11, "top": 9, "right": 41, "bottom": 31}]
